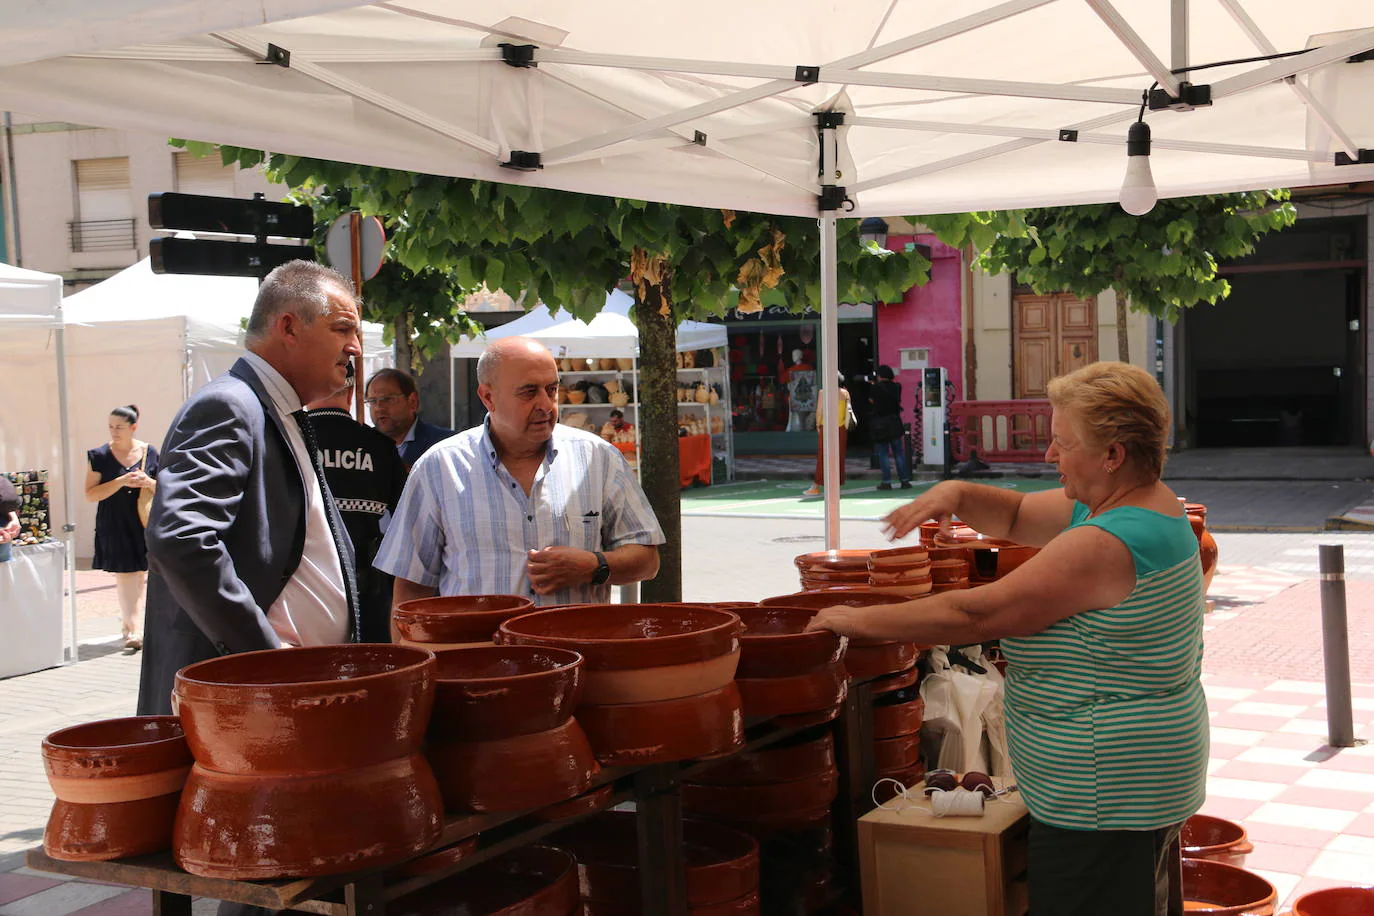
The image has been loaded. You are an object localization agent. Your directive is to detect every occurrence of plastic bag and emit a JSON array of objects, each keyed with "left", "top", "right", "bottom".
[{"left": 918, "top": 646, "right": 1011, "bottom": 777}]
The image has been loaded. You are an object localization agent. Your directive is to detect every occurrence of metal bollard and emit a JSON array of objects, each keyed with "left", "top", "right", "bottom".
[{"left": 1318, "top": 544, "right": 1356, "bottom": 747}]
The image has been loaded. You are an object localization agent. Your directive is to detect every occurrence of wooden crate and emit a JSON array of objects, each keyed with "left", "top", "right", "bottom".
[{"left": 858, "top": 780, "right": 1029, "bottom": 916}]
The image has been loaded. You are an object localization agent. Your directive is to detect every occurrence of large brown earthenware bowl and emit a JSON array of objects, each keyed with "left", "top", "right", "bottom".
[
  {"left": 869, "top": 545, "right": 930, "bottom": 570},
  {"left": 759, "top": 589, "right": 900, "bottom": 615},
  {"left": 845, "top": 643, "right": 919, "bottom": 681},
  {"left": 683, "top": 769, "right": 839, "bottom": 829},
  {"left": 930, "top": 560, "right": 970, "bottom": 583},
  {"left": 873, "top": 695, "right": 925, "bottom": 739},
  {"left": 793, "top": 549, "right": 872, "bottom": 573},
  {"left": 735, "top": 662, "right": 848, "bottom": 718},
  {"left": 1291, "top": 886, "right": 1374, "bottom": 916},
  {"left": 1180, "top": 859, "right": 1277, "bottom": 915},
  {"left": 174, "top": 755, "right": 443, "bottom": 879},
  {"left": 867, "top": 565, "right": 933, "bottom": 586},
  {"left": 1182, "top": 813, "right": 1253, "bottom": 868},
  {"left": 966, "top": 545, "right": 1039, "bottom": 581},
  {"left": 576, "top": 683, "right": 745, "bottom": 765},
  {"left": 690, "top": 731, "right": 834, "bottom": 787},
  {"left": 554, "top": 811, "right": 759, "bottom": 908},
  {"left": 498, "top": 604, "right": 741, "bottom": 669},
  {"left": 873, "top": 733, "right": 922, "bottom": 772},
  {"left": 732, "top": 606, "right": 843, "bottom": 679},
  {"left": 932, "top": 527, "right": 1017, "bottom": 549},
  {"left": 390, "top": 845, "right": 579, "bottom": 916},
  {"left": 393, "top": 594, "right": 534, "bottom": 648},
  {"left": 427, "top": 717, "right": 599, "bottom": 814},
  {"left": 44, "top": 794, "right": 183, "bottom": 862},
  {"left": 174, "top": 644, "right": 436, "bottom": 776},
  {"left": 533, "top": 783, "right": 616, "bottom": 823},
  {"left": 428, "top": 645, "right": 583, "bottom": 742}
]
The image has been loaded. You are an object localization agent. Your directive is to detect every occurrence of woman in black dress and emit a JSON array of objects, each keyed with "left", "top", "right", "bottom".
[{"left": 84, "top": 405, "right": 158, "bottom": 650}]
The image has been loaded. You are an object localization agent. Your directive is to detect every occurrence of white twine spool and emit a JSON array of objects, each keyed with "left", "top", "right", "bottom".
[{"left": 873, "top": 781, "right": 1008, "bottom": 817}]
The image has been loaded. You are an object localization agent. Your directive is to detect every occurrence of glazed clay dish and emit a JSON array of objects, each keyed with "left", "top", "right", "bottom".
[
  {"left": 498, "top": 604, "right": 741, "bottom": 669},
  {"left": 732, "top": 606, "right": 844, "bottom": 678},
  {"left": 393, "top": 594, "right": 534, "bottom": 648},
  {"left": 428, "top": 645, "right": 584, "bottom": 742}
]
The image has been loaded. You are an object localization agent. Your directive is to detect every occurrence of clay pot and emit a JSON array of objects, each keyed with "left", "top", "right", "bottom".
[
  {"left": 391, "top": 845, "right": 579, "bottom": 916},
  {"left": 800, "top": 568, "right": 871, "bottom": 585},
  {"left": 427, "top": 717, "right": 599, "bottom": 813},
  {"left": 577, "top": 648, "right": 741, "bottom": 705},
  {"left": 683, "top": 769, "right": 838, "bottom": 829},
  {"left": 866, "top": 579, "right": 933, "bottom": 598},
  {"left": 1291, "top": 886, "right": 1374, "bottom": 916},
  {"left": 930, "top": 560, "right": 970, "bottom": 583},
  {"left": 388, "top": 837, "right": 479, "bottom": 879},
  {"left": 873, "top": 733, "right": 922, "bottom": 771},
  {"left": 1185, "top": 502, "right": 1220, "bottom": 593},
  {"left": 1180, "top": 859, "right": 1277, "bottom": 915},
  {"left": 1181, "top": 814, "right": 1253, "bottom": 868},
  {"left": 41, "top": 716, "right": 192, "bottom": 862},
  {"left": 932, "top": 578, "right": 971, "bottom": 593},
  {"left": 873, "top": 696, "right": 925, "bottom": 739},
  {"left": 609, "top": 391, "right": 630, "bottom": 408},
  {"left": 874, "top": 761, "right": 928, "bottom": 804},
  {"left": 867, "top": 565, "right": 933, "bottom": 586},
  {"left": 567, "top": 389, "right": 588, "bottom": 404},
  {"left": 534, "top": 783, "right": 616, "bottom": 822},
  {"left": 695, "top": 384, "right": 712, "bottom": 403},
  {"left": 554, "top": 811, "right": 759, "bottom": 907},
  {"left": 844, "top": 642, "right": 918, "bottom": 680},
  {"left": 759, "top": 589, "right": 899, "bottom": 611},
  {"left": 869, "top": 664, "right": 920, "bottom": 695},
  {"left": 869, "top": 545, "right": 930, "bottom": 570},
  {"left": 933, "top": 526, "right": 1017, "bottom": 549},
  {"left": 928, "top": 546, "right": 974, "bottom": 564},
  {"left": 576, "top": 683, "right": 745, "bottom": 765},
  {"left": 793, "top": 549, "right": 873, "bottom": 573},
  {"left": 732, "top": 606, "right": 844, "bottom": 678},
  {"left": 616, "top": 358, "right": 635, "bottom": 371},
  {"left": 773, "top": 703, "right": 842, "bottom": 729},
  {"left": 691, "top": 732, "right": 834, "bottom": 786},
  {"left": 429, "top": 645, "right": 583, "bottom": 742},
  {"left": 499, "top": 604, "right": 742, "bottom": 670},
  {"left": 394, "top": 594, "right": 534, "bottom": 648},
  {"left": 735, "top": 662, "right": 848, "bottom": 717},
  {"left": 174, "top": 644, "right": 436, "bottom": 776},
  {"left": 174, "top": 755, "right": 443, "bottom": 879}
]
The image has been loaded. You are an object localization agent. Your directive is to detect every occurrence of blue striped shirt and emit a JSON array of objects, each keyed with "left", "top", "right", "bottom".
[{"left": 373, "top": 419, "right": 664, "bottom": 606}]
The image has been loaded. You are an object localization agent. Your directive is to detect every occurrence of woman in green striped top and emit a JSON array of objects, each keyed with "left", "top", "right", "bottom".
[{"left": 808, "top": 361, "right": 1206, "bottom": 916}]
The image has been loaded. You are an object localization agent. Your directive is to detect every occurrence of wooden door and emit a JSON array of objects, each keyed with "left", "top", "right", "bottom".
[{"left": 1014, "top": 293, "right": 1098, "bottom": 398}]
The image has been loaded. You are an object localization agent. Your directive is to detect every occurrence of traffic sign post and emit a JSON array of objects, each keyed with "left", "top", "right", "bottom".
[
  {"left": 325, "top": 211, "right": 387, "bottom": 419},
  {"left": 148, "top": 192, "right": 315, "bottom": 280}
]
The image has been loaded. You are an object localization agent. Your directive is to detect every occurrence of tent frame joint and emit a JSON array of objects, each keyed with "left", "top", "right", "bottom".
[
  {"left": 814, "top": 110, "right": 845, "bottom": 129},
  {"left": 795, "top": 65, "right": 820, "bottom": 85},
  {"left": 498, "top": 43, "right": 538, "bottom": 68},
  {"left": 1147, "top": 81, "right": 1211, "bottom": 112},
  {"left": 1058, "top": 129, "right": 1079, "bottom": 142},
  {"left": 501, "top": 151, "right": 544, "bottom": 171},
  {"left": 817, "top": 185, "right": 851, "bottom": 212},
  {"left": 1335, "top": 149, "right": 1374, "bottom": 166},
  {"left": 257, "top": 43, "right": 290, "bottom": 68}
]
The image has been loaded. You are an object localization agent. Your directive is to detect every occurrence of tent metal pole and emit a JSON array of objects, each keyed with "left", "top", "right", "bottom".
[
  {"left": 55, "top": 322, "right": 79, "bottom": 664},
  {"left": 819, "top": 214, "right": 840, "bottom": 550},
  {"left": 1085, "top": 0, "right": 1181, "bottom": 96},
  {"left": 1210, "top": 30, "right": 1374, "bottom": 99}
]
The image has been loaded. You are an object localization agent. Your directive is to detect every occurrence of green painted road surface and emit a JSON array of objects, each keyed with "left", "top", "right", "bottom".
[{"left": 680, "top": 478, "right": 1059, "bottom": 521}]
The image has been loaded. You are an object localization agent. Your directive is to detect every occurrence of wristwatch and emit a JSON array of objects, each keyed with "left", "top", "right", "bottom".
[{"left": 590, "top": 550, "right": 611, "bottom": 585}]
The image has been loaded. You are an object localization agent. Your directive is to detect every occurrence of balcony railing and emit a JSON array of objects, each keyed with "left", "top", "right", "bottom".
[{"left": 68, "top": 218, "right": 136, "bottom": 252}]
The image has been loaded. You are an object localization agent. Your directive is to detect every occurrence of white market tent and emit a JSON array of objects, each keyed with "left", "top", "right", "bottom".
[
  {"left": 4, "top": 0, "right": 1372, "bottom": 546},
  {"left": 4, "top": 258, "right": 394, "bottom": 562},
  {"left": 450, "top": 289, "right": 726, "bottom": 359}
]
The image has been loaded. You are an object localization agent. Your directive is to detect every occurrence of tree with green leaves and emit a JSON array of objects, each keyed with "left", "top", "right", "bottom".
[
  {"left": 920, "top": 191, "right": 1297, "bottom": 362},
  {"left": 183, "top": 142, "right": 932, "bottom": 601}
]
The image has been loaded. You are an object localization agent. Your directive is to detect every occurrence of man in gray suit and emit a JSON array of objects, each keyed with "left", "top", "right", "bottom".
[{"left": 136, "top": 260, "right": 364, "bottom": 717}]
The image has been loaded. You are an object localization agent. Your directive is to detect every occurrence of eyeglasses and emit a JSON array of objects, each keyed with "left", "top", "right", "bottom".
[{"left": 363, "top": 394, "right": 404, "bottom": 408}]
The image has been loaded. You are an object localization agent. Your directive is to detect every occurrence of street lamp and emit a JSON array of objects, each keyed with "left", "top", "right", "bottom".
[{"left": 859, "top": 217, "right": 889, "bottom": 249}]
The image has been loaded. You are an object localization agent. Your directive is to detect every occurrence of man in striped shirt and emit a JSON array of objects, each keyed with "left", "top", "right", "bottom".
[{"left": 374, "top": 336, "right": 663, "bottom": 610}]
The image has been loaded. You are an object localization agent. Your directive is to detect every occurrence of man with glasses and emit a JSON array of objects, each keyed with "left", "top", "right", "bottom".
[{"left": 363, "top": 368, "right": 454, "bottom": 468}]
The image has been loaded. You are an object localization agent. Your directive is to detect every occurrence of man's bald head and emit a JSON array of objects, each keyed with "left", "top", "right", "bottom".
[{"left": 477, "top": 337, "right": 557, "bottom": 386}]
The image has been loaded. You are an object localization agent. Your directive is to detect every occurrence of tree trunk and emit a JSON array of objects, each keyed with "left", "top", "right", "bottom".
[
  {"left": 1115, "top": 293, "right": 1130, "bottom": 364},
  {"left": 393, "top": 310, "right": 414, "bottom": 376},
  {"left": 635, "top": 277, "right": 682, "bottom": 604}
]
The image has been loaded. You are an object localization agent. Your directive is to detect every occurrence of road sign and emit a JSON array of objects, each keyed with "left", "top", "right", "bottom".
[
  {"left": 149, "top": 192, "right": 314, "bottom": 239},
  {"left": 325, "top": 213, "right": 386, "bottom": 282},
  {"left": 150, "top": 237, "right": 308, "bottom": 277}
]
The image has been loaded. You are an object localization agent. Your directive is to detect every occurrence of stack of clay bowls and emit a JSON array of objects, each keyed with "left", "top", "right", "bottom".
[
  {"left": 933, "top": 525, "right": 1038, "bottom": 583},
  {"left": 865, "top": 546, "right": 933, "bottom": 599},
  {"left": 685, "top": 730, "right": 838, "bottom": 838},
  {"left": 759, "top": 591, "right": 919, "bottom": 688},
  {"left": 928, "top": 546, "right": 973, "bottom": 593},
  {"left": 172, "top": 644, "right": 443, "bottom": 879},
  {"left": 393, "top": 594, "right": 534, "bottom": 650},
  {"left": 498, "top": 605, "right": 744, "bottom": 765},
  {"left": 390, "top": 845, "right": 580, "bottom": 916},
  {"left": 793, "top": 549, "right": 873, "bottom": 592},
  {"left": 554, "top": 811, "right": 760, "bottom": 916},
  {"left": 872, "top": 685, "right": 927, "bottom": 801},
  {"left": 41, "top": 716, "right": 192, "bottom": 861},
  {"left": 729, "top": 606, "right": 847, "bottom": 721},
  {"left": 425, "top": 645, "right": 598, "bottom": 814}
]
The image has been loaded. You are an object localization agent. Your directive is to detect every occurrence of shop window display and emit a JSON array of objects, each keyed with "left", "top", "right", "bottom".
[{"left": 729, "top": 330, "right": 823, "bottom": 433}]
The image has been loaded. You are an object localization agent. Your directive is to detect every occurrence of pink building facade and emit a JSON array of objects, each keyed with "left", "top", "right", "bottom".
[{"left": 875, "top": 234, "right": 966, "bottom": 409}]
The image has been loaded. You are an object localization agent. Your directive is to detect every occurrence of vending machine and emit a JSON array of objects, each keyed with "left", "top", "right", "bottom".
[{"left": 920, "top": 367, "right": 948, "bottom": 467}]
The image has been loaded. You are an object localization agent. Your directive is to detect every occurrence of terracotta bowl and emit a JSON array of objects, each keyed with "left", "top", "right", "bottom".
[
  {"left": 428, "top": 645, "right": 583, "bottom": 743},
  {"left": 866, "top": 580, "right": 934, "bottom": 598},
  {"left": 393, "top": 594, "right": 535, "bottom": 647},
  {"left": 1180, "top": 859, "right": 1277, "bottom": 916},
  {"left": 870, "top": 664, "right": 921, "bottom": 695},
  {"left": 44, "top": 794, "right": 182, "bottom": 862},
  {"left": 554, "top": 811, "right": 759, "bottom": 907},
  {"left": 867, "top": 565, "right": 932, "bottom": 585},
  {"left": 174, "top": 644, "right": 436, "bottom": 776},
  {"left": 759, "top": 590, "right": 901, "bottom": 611},
  {"left": 43, "top": 716, "right": 192, "bottom": 804},
  {"left": 932, "top": 579, "right": 971, "bottom": 593},
  {"left": 735, "top": 662, "right": 848, "bottom": 718},
  {"left": 773, "top": 703, "right": 842, "bottom": 729},
  {"left": 1291, "top": 887, "right": 1374, "bottom": 916},
  {"left": 874, "top": 760, "right": 928, "bottom": 804},
  {"left": 793, "top": 549, "right": 872, "bottom": 573},
  {"left": 534, "top": 783, "right": 617, "bottom": 823},
  {"left": 873, "top": 733, "right": 923, "bottom": 772},
  {"left": 387, "top": 837, "right": 479, "bottom": 879},
  {"left": 683, "top": 769, "right": 838, "bottom": 829},
  {"left": 576, "top": 683, "right": 745, "bottom": 765},
  {"left": 967, "top": 545, "right": 1039, "bottom": 581},
  {"left": 690, "top": 731, "right": 834, "bottom": 786},
  {"left": 174, "top": 755, "right": 443, "bottom": 879},
  {"left": 578, "top": 648, "right": 741, "bottom": 705},
  {"left": 845, "top": 643, "right": 919, "bottom": 680},
  {"left": 873, "top": 695, "right": 925, "bottom": 739},
  {"left": 930, "top": 560, "right": 970, "bottom": 583},
  {"left": 498, "top": 604, "right": 742, "bottom": 669},
  {"left": 928, "top": 546, "right": 974, "bottom": 563},
  {"left": 426, "top": 717, "right": 599, "bottom": 813},
  {"left": 390, "top": 845, "right": 579, "bottom": 916},
  {"left": 933, "top": 526, "right": 1017, "bottom": 549},
  {"left": 869, "top": 545, "right": 930, "bottom": 570},
  {"left": 1182, "top": 814, "right": 1253, "bottom": 868},
  {"left": 732, "top": 606, "right": 844, "bottom": 678}
]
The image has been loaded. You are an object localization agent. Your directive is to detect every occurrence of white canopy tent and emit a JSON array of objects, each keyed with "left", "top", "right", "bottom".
[
  {"left": 0, "top": 262, "right": 78, "bottom": 663},
  {"left": 2, "top": 259, "right": 394, "bottom": 561},
  {"left": 4, "top": 0, "right": 1372, "bottom": 545},
  {"left": 450, "top": 289, "right": 727, "bottom": 359}
]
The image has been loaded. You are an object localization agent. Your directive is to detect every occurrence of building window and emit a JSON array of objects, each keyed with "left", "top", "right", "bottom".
[
  {"left": 70, "top": 157, "right": 134, "bottom": 251},
  {"left": 174, "top": 151, "right": 237, "bottom": 197}
]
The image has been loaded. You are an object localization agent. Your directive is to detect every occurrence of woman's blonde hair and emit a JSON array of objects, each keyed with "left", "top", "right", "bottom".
[{"left": 1047, "top": 361, "right": 1170, "bottom": 480}]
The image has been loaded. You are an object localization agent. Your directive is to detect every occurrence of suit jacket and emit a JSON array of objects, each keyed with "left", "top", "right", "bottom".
[
  {"left": 136, "top": 358, "right": 358, "bottom": 715},
  {"left": 398, "top": 418, "right": 455, "bottom": 468}
]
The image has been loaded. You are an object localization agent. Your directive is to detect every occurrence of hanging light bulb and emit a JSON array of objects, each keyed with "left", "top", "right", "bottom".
[{"left": 1119, "top": 120, "right": 1158, "bottom": 216}]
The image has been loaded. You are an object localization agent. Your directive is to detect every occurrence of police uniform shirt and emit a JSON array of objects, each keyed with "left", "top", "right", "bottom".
[{"left": 306, "top": 407, "right": 407, "bottom": 559}]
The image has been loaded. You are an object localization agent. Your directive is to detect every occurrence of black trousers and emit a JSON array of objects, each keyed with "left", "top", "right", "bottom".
[{"left": 1028, "top": 818, "right": 1182, "bottom": 916}]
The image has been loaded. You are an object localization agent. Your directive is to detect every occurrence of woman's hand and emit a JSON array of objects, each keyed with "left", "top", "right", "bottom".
[
  {"left": 882, "top": 480, "right": 962, "bottom": 540},
  {"left": 124, "top": 470, "right": 154, "bottom": 490},
  {"left": 804, "top": 604, "right": 869, "bottom": 639}
]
